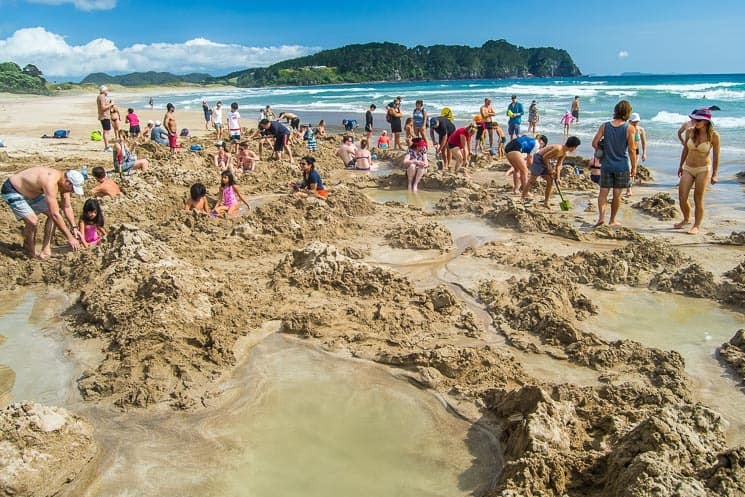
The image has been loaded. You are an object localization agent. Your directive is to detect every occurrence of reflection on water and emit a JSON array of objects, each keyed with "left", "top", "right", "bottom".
[
  {"left": 77, "top": 335, "right": 499, "bottom": 497},
  {"left": 584, "top": 287, "right": 745, "bottom": 445},
  {"left": 0, "top": 292, "right": 77, "bottom": 406},
  {"left": 363, "top": 188, "right": 446, "bottom": 211}
]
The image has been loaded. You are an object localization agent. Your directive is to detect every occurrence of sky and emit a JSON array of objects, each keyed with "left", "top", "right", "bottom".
[{"left": 0, "top": 0, "right": 743, "bottom": 80}]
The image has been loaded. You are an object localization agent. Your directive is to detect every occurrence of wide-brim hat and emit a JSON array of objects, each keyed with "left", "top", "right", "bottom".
[{"left": 689, "top": 108, "right": 712, "bottom": 121}]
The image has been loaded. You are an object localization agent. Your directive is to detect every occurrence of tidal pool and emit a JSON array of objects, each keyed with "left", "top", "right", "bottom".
[
  {"left": 0, "top": 295, "right": 500, "bottom": 497},
  {"left": 584, "top": 287, "right": 745, "bottom": 444},
  {"left": 363, "top": 188, "right": 446, "bottom": 211}
]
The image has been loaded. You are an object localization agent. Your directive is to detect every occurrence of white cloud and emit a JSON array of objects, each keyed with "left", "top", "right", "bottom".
[
  {"left": 0, "top": 27, "right": 317, "bottom": 78},
  {"left": 618, "top": 50, "right": 629, "bottom": 58},
  {"left": 27, "top": 0, "right": 117, "bottom": 11}
]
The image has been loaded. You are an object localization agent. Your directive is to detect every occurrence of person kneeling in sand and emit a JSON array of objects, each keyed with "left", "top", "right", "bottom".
[
  {"left": 404, "top": 137, "right": 429, "bottom": 192},
  {"left": 521, "top": 136, "right": 580, "bottom": 209},
  {"left": 90, "top": 166, "right": 120, "bottom": 198},
  {"left": 290, "top": 156, "right": 327, "bottom": 198},
  {"left": 236, "top": 142, "right": 259, "bottom": 173},
  {"left": 1, "top": 167, "right": 84, "bottom": 258},
  {"left": 184, "top": 183, "right": 210, "bottom": 214}
]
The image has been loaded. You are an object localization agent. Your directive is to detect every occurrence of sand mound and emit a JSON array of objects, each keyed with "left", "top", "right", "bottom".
[
  {"left": 632, "top": 192, "right": 678, "bottom": 220},
  {"left": 649, "top": 263, "right": 719, "bottom": 299},
  {"left": 488, "top": 199, "right": 582, "bottom": 240},
  {"left": 0, "top": 401, "right": 97, "bottom": 497},
  {"left": 386, "top": 221, "right": 453, "bottom": 250},
  {"left": 717, "top": 231, "right": 745, "bottom": 246},
  {"left": 719, "top": 329, "right": 745, "bottom": 385}
]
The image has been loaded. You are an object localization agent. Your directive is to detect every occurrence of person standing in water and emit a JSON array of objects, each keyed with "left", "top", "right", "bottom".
[
  {"left": 591, "top": 100, "right": 637, "bottom": 227},
  {"left": 571, "top": 96, "right": 580, "bottom": 123},
  {"left": 675, "top": 107, "right": 720, "bottom": 235}
]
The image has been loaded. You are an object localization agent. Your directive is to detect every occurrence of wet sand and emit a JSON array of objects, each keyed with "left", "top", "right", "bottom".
[{"left": 1, "top": 87, "right": 744, "bottom": 497}]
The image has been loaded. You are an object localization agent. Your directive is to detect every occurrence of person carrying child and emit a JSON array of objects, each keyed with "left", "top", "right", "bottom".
[
  {"left": 184, "top": 183, "right": 210, "bottom": 214},
  {"left": 77, "top": 198, "right": 106, "bottom": 248},
  {"left": 213, "top": 171, "right": 249, "bottom": 217}
]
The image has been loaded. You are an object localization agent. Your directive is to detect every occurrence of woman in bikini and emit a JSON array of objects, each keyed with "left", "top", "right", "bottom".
[{"left": 675, "top": 107, "right": 720, "bottom": 235}]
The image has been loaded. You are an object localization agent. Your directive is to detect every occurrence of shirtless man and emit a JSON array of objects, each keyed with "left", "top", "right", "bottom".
[
  {"left": 1, "top": 167, "right": 84, "bottom": 258},
  {"left": 336, "top": 136, "right": 357, "bottom": 168},
  {"left": 163, "top": 103, "right": 178, "bottom": 154},
  {"left": 480, "top": 97, "right": 497, "bottom": 149},
  {"left": 571, "top": 96, "right": 581, "bottom": 123},
  {"left": 90, "top": 166, "right": 121, "bottom": 198},
  {"left": 277, "top": 112, "right": 301, "bottom": 131},
  {"left": 522, "top": 136, "right": 580, "bottom": 209},
  {"left": 96, "top": 85, "right": 114, "bottom": 151}
]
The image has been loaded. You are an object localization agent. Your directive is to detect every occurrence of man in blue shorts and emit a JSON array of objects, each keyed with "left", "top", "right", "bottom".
[
  {"left": 506, "top": 95, "right": 524, "bottom": 140},
  {"left": 2, "top": 167, "right": 84, "bottom": 258},
  {"left": 522, "top": 136, "right": 580, "bottom": 209}
]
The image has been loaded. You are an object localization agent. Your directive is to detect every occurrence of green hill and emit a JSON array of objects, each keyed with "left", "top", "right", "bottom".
[
  {"left": 228, "top": 40, "right": 581, "bottom": 87},
  {"left": 0, "top": 62, "right": 50, "bottom": 95},
  {"left": 80, "top": 71, "right": 213, "bottom": 86}
]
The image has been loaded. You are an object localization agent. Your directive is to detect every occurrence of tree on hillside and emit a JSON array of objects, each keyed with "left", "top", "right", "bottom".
[{"left": 22, "top": 64, "right": 43, "bottom": 78}]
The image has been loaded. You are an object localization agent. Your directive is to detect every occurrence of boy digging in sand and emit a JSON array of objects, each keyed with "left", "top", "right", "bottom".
[{"left": 521, "top": 136, "right": 580, "bottom": 209}]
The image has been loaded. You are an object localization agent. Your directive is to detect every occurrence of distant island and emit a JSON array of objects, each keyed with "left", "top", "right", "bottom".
[{"left": 2, "top": 39, "right": 581, "bottom": 94}]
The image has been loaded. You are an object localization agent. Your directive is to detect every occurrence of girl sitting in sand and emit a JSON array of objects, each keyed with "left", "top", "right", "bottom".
[
  {"left": 213, "top": 171, "right": 250, "bottom": 218},
  {"left": 184, "top": 183, "right": 210, "bottom": 214},
  {"left": 404, "top": 137, "right": 429, "bottom": 192},
  {"left": 214, "top": 142, "right": 233, "bottom": 172},
  {"left": 77, "top": 198, "right": 106, "bottom": 248},
  {"left": 377, "top": 130, "right": 390, "bottom": 149}
]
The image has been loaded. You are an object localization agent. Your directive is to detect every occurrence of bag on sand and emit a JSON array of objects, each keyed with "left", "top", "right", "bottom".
[
  {"left": 180, "top": 128, "right": 190, "bottom": 137},
  {"left": 189, "top": 144, "right": 203, "bottom": 151},
  {"left": 90, "top": 130, "right": 102, "bottom": 142},
  {"left": 53, "top": 129, "right": 70, "bottom": 138}
]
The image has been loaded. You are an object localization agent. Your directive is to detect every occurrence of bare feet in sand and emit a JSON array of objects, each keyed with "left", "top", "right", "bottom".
[
  {"left": 609, "top": 221, "right": 623, "bottom": 227},
  {"left": 593, "top": 220, "right": 605, "bottom": 228},
  {"left": 673, "top": 220, "right": 690, "bottom": 229},
  {"left": 542, "top": 202, "right": 552, "bottom": 210},
  {"left": 38, "top": 248, "right": 53, "bottom": 259},
  {"left": 687, "top": 226, "right": 700, "bottom": 235}
]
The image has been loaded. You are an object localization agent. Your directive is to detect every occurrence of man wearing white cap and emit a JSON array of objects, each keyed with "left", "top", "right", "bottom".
[
  {"left": 1, "top": 167, "right": 84, "bottom": 258},
  {"left": 96, "top": 85, "right": 114, "bottom": 152}
]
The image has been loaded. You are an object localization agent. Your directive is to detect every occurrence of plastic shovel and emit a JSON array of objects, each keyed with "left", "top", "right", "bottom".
[{"left": 553, "top": 176, "right": 571, "bottom": 211}]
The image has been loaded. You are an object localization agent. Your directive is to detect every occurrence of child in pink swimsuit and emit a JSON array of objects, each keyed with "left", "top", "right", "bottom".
[
  {"left": 212, "top": 171, "right": 250, "bottom": 217},
  {"left": 77, "top": 198, "right": 106, "bottom": 248}
]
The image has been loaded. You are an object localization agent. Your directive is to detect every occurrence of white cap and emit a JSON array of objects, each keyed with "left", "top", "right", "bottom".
[
  {"left": 147, "top": 120, "right": 154, "bottom": 126},
  {"left": 66, "top": 170, "right": 85, "bottom": 195},
  {"left": 154, "top": 120, "right": 161, "bottom": 126},
  {"left": 99, "top": 85, "right": 108, "bottom": 92},
  {"left": 629, "top": 112, "right": 641, "bottom": 122}
]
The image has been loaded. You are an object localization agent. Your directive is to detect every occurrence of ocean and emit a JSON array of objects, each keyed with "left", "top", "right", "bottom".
[{"left": 128, "top": 73, "right": 745, "bottom": 185}]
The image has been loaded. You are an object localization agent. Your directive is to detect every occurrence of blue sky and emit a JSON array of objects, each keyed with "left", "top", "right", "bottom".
[{"left": 0, "top": 0, "right": 742, "bottom": 79}]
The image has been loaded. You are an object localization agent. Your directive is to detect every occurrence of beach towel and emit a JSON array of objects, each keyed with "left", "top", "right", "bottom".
[{"left": 90, "top": 130, "right": 102, "bottom": 141}]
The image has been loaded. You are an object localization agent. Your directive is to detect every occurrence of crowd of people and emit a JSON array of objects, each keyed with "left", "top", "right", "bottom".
[{"left": 1, "top": 88, "right": 722, "bottom": 259}]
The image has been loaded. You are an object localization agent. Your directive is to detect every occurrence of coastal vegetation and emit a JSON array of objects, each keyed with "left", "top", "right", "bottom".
[
  {"left": 1, "top": 39, "right": 580, "bottom": 93},
  {"left": 229, "top": 40, "right": 581, "bottom": 86},
  {"left": 0, "top": 61, "right": 50, "bottom": 95}
]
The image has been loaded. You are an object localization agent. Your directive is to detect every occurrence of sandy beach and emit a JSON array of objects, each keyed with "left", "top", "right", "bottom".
[{"left": 0, "top": 87, "right": 744, "bottom": 497}]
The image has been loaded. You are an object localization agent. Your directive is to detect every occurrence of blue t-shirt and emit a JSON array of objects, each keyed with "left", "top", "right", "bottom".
[
  {"left": 508, "top": 102, "right": 524, "bottom": 125},
  {"left": 267, "top": 121, "right": 291, "bottom": 137},
  {"left": 304, "top": 169, "right": 324, "bottom": 190},
  {"left": 150, "top": 126, "right": 168, "bottom": 145},
  {"left": 515, "top": 135, "right": 537, "bottom": 154}
]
